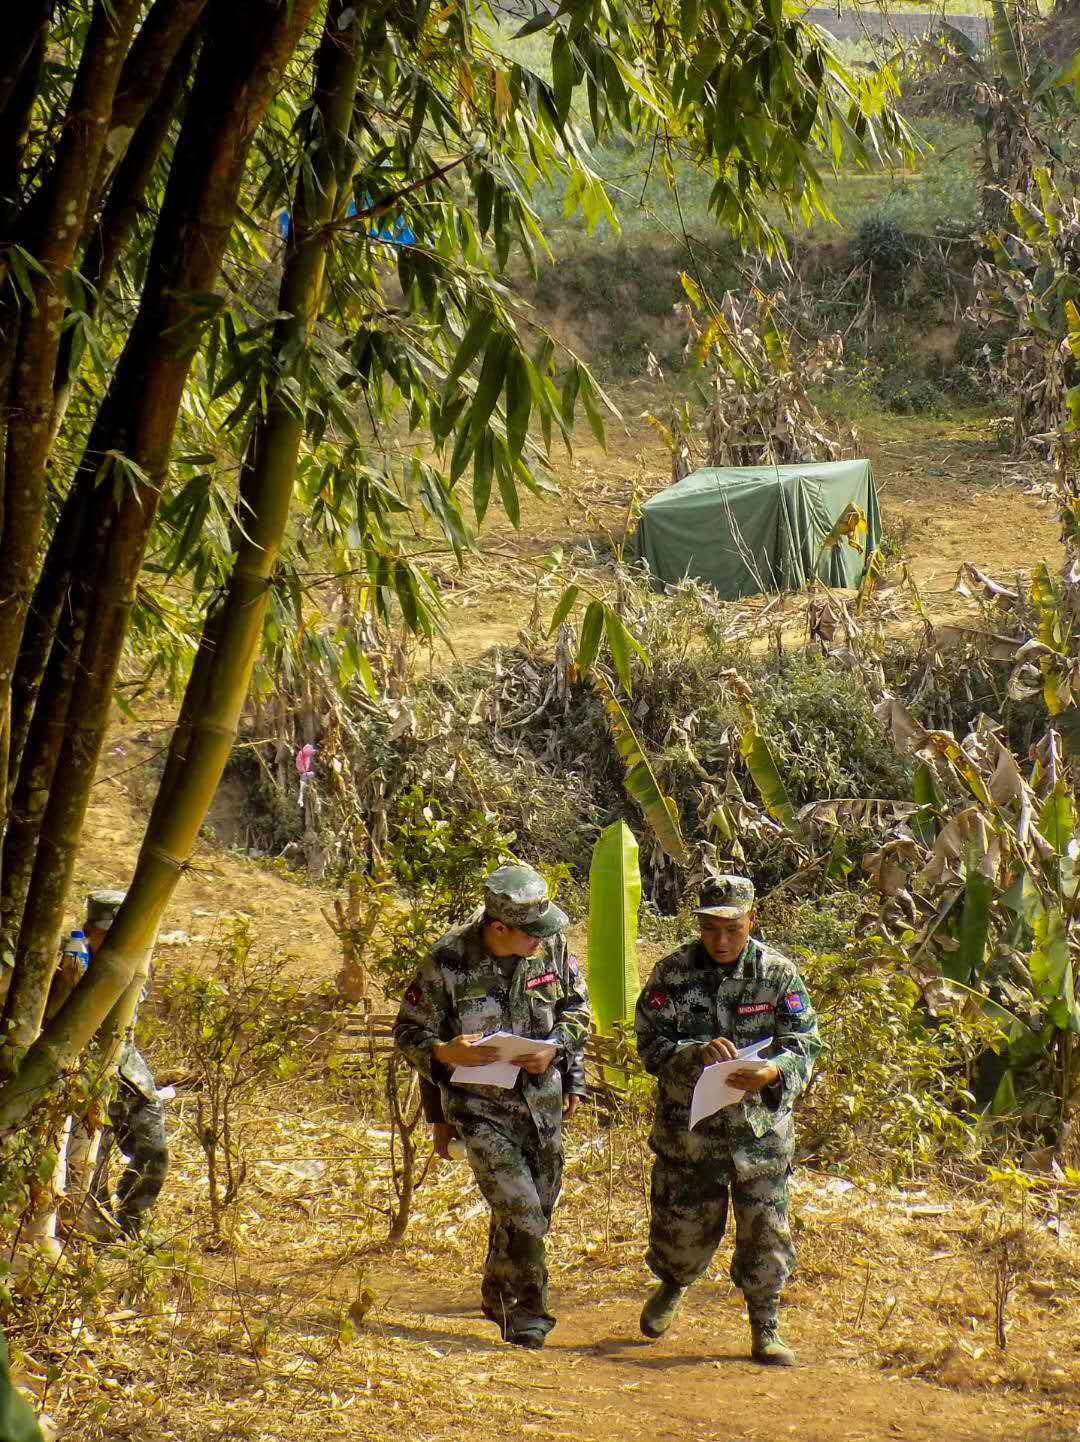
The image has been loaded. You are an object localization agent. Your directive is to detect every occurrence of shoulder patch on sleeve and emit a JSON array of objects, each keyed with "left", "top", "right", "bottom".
[
  {"left": 780, "top": 990, "right": 805, "bottom": 1014},
  {"left": 405, "top": 981, "right": 422, "bottom": 1007},
  {"left": 647, "top": 988, "right": 670, "bottom": 1011}
]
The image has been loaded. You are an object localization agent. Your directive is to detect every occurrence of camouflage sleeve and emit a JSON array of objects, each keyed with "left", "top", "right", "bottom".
[
  {"left": 635, "top": 968, "right": 703, "bottom": 1082},
  {"left": 561, "top": 1048, "right": 587, "bottom": 1097},
  {"left": 768, "top": 971, "right": 821, "bottom": 1108},
  {"left": 392, "top": 954, "right": 452, "bottom": 1083},
  {"left": 419, "top": 1076, "right": 445, "bottom": 1123},
  {"left": 551, "top": 943, "right": 591, "bottom": 1059}
]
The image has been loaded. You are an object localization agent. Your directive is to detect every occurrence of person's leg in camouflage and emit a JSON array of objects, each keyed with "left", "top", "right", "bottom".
[
  {"left": 512, "top": 1132, "right": 561, "bottom": 1340},
  {"left": 729, "top": 1168, "right": 797, "bottom": 1365},
  {"left": 642, "top": 1156, "right": 731, "bottom": 1337},
  {"left": 459, "top": 1115, "right": 560, "bottom": 1346},
  {"left": 109, "top": 1082, "right": 168, "bottom": 1236},
  {"left": 481, "top": 1218, "right": 515, "bottom": 1329}
]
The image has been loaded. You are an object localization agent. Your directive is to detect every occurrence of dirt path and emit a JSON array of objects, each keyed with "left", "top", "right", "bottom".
[{"left": 368, "top": 1274, "right": 1072, "bottom": 1442}]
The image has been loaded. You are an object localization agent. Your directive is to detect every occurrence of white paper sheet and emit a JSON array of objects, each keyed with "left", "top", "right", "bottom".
[
  {"left": 451, "top": 1031, "right": 558, "bottom": 1089},
  {"left": 689, "top": 1038, "right": 774, "bottom": 1130}
]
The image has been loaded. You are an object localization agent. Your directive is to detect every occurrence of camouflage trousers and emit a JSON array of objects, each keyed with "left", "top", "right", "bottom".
[
  {"left": 93, "top": 1081, "right": 169, "bottom": 1234},
  {"left": 458, "top": 1111, "right": 563, "bottom": 1339},
  {"left": 647, "top": 1156, "right": 794, "bottom": 1321}
]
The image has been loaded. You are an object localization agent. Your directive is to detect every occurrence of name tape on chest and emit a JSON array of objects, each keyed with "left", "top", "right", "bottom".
[
  {"left": 737, "top": 1001, "right": 774, "bottom": 1017},
  {"left": 526, "top": 970, "right": 558, "bottom": 991}
]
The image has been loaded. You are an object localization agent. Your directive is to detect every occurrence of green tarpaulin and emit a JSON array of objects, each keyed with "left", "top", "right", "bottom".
[{"left": 627, "top": 459, "right": 881, "bottom": 599}]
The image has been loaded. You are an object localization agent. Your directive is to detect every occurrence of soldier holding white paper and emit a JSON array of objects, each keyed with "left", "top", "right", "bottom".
[
  {"left": 394, "top": 864, "right": 590, "bottom": 1349},
  {"left": 635, "top": 874, "right": 820, "bottom": 1365}
]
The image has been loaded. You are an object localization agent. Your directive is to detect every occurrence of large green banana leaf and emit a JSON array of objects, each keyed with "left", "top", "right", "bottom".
[{"left": 587, "top": 821, "right": 642, "bottom": 1037}]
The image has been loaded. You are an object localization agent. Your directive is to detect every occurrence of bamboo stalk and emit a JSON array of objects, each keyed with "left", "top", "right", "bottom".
[
  {"left": 0, "top": 0, "right": 142, "bottom": 900},
  {"left": 52, "top": 29, "right": 201, "bottom": 442},
  {"left": 0, "top": 0, "right": 356, "bottom": 1126},
  {"left": 85, "top": 0, "right": 210, "bottom": 221},
  {"left": 0, "top": 0, "right": 323, "bottom": 1078},
  {"left": 0, "top": 25, "right": 45, "bottom": 233},
  {"left": 0, "top": 0, "right": 50, "bottom": 121}
]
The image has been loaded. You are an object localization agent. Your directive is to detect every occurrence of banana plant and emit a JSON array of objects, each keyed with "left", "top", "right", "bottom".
[
  {"left": 586, "top": 822, "right": 641, "bottom": 1083},
  {"left": 863, "top": 700, "right": 1080, "bottom": 1138}
]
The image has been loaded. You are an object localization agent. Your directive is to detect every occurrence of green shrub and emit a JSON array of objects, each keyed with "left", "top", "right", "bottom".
[
  {"left": 162, "top": 922, "right": 321, "bottom": 1244},
  {"left": 760, "top": 897, "right": 1006, "bottom": 1179},
  {"left": 853, "top": 212, "right": 913, "bottom": 276}
]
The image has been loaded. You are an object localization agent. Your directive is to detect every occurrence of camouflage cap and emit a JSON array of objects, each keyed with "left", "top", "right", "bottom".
[
  {"left": 85, "top": 889, "right": 126, "bottom": 928},
  {"left": 483, "top": 863, "right": 568, "bottom": 938},
  {"left": 693, "top": 874, "right": 755, "bottom": 919}
]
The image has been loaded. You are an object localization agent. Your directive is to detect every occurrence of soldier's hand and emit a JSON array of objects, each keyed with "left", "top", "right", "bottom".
[
  {"left": 563, "top": 1093, "right": 581, "bottom": 1120},
  {"left": 432, "top": 1122, "right": 459, "bottom": 1160},
  {"left": 727, "top": 1060, "right": 780, "bottom": 1092},
  {"left": 702, "top": 1037, "right": 738, "bottom": 1064},
  {"left": 433, "top": 1033, "right": 500, "bottom": 1067},
  {"left": 518, "top": 1047, "right": 555, "bottom": 1076}
]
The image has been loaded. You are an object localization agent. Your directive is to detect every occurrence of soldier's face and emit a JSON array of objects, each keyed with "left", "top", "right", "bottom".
[
  {"left": 699, "top": 912, "right": 752, "bottom": 964},
  {"left": 485, "top": 920, "right": 543, "bottom": 958}
]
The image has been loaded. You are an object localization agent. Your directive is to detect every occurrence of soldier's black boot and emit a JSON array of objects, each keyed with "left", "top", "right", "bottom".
[
  {"left": 749, "top": 1312, "right": 796, "bottom": 1367},
  {"left": 640, "top": 1281, "right": 687, "bottom": 1339}
]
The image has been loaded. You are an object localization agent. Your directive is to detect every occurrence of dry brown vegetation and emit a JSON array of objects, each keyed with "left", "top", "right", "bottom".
[{"left": 11, "top": 649, "right": 1080, "bottom": 1442}]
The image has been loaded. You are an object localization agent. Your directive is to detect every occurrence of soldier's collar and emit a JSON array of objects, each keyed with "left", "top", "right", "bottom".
[{"left": 463, "top": 916, "right": 493, "bottom": 966}]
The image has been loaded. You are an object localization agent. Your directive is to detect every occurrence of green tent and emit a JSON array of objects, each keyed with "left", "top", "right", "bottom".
[{"left": 627, "top": 459, "right": 881, "bottom": 600}]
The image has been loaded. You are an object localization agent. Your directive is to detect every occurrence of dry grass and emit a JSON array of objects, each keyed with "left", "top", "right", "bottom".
[{"left": 11, "top": 1055, "right": 1079, "bottom": 1442}]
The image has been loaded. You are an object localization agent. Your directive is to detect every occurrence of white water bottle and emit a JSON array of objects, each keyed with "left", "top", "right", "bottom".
[{"left": 62, "top": 929, "right": 92, "bottom": 972}]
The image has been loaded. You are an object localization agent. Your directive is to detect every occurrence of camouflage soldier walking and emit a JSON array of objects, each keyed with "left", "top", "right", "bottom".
[
  {"left": 394, "top": 864, "right": 590, "bottom": 1349},
  {"left": 635, "top": 875, "right": 820, "bottom": 1365},
  {"left": 84, "top": 890, "right": 169, "bottom": 1236}
]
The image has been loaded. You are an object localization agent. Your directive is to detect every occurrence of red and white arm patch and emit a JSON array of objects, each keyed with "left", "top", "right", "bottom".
[
  {"left": 647, "top": 989, "right": 670, "bottom": 1011},
  {"left": 526, "top": 970, "right": 558, "bottom": 991}
]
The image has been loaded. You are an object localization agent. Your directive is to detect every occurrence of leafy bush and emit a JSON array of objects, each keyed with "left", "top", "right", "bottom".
[
  {"left": 368, "top": 792, "right": 518, "bottom": 994},
  {"left": 853, "top": 212, "right": 913, "bottom": 277},
  {"left": 768, "top": 897, "right": 1006, "bottom": 1179},
  {"left": 162, "top": 922, "right": 322, "bottom": 1246},
  {"left": 882, "top": 376, "right": 947, "bottom": 416}
]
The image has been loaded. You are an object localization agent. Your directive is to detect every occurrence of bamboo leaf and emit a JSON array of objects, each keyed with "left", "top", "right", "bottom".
[
  {"left": 472, "top": 432, "right": 493, "bottom": 523},
  {"left": 595, "top": 673, "right": 689, "bottom": 863},
  {"left": 577, "top": 599, "right": 605, "bottom": 675},
  {"left": 505, "top": 348, "right": 531, "bottom": 460},
  {"left": 587, "top": 821, "right": 642, "bottom": 1038},
  {"left": 468, "top": 333, "right": 511, "bottom": 443},
  {"left": 548, "top": 583, "right": 581, "bottom": 635}
]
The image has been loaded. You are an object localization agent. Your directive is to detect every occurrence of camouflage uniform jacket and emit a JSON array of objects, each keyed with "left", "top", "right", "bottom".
[
  {"left": 394, "top": 914, "right": 591, "bottom": 1145},
  {"left": 635, "top": 937, "right": 820, "bottom": 1178}
]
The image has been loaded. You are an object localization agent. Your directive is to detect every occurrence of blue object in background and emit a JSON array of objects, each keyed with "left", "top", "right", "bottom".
[{"left": 276, "top": 199, "right": 415, "bottom": 247}]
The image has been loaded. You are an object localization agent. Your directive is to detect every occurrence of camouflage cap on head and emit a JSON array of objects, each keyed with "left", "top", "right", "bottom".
[
  {"left": 483, "top": 863, "right": 568, "bottom": 938},
  {"left": 85, "top": 889, "right": 127, "bottom": 928},
  {"left": 694, "top": 874, "right": 755, "bottom": 920}
]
